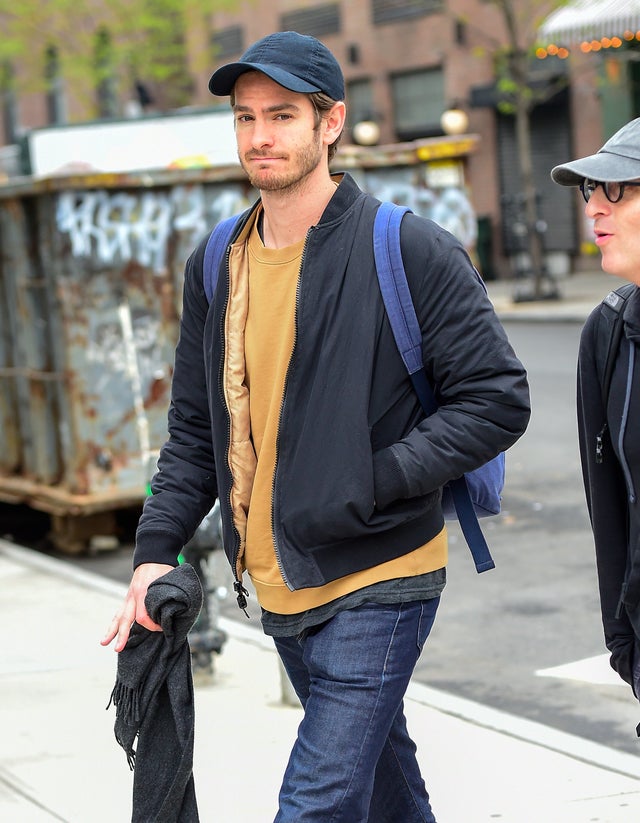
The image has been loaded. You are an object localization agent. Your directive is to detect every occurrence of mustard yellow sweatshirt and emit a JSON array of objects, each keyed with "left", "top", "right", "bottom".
[{"left": 243, "top": 218, "right": 446, "bottom": 614}]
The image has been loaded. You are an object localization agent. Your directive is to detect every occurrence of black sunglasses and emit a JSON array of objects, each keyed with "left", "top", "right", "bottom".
[{"left": 580, "top": 179, "right": 640, "bottom": 204}]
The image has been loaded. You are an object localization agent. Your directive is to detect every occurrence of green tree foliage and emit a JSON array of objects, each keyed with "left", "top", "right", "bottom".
[
  {"left": 0, "top": 0, "right": 237, "bottom": 114},
  {"left": 488, "top": 0, "right": 570, "bottom": 112}
]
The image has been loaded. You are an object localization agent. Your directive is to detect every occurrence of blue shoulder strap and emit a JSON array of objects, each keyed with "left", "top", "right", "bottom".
[
  {"left": 373, "top": 201, "right": 495, "bottom": 573},
  {"left": 203, "top": 215, "right": 241, "bottom": 302}
]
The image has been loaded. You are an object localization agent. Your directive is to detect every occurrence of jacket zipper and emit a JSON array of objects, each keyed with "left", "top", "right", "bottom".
[
  {"left": 595, "top": 340, "right": 637, "bottom": 504},
  {"left": 269, "top": 229, "right": 312, "bottom": 591},
  {"left": 616, "top": 344, "right": 638, "bottom": 622},
  {"left": 617, "top": 341, "right": 636, "bottom": 505},
  {"left": 604, "top": 339, "right": 637, "bottom": 621},
  {"left": 219, "top": 241, "right": 250, "bottom": 616}
]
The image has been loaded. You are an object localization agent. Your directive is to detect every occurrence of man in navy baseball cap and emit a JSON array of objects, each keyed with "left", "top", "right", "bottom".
[
  {"left": 209, "top": 30, "right": 345, "bottom": 101},
  {"left": 105, "top": 26, "right": 529, "bottom": 823}
]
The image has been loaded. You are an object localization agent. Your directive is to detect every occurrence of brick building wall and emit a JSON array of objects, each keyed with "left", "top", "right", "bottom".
[
  {"left": 1, "top": 1, "right": 616, "bottom": 274},
  {"left": 202, "top": 0, "right": 513, "bottom": 271}
]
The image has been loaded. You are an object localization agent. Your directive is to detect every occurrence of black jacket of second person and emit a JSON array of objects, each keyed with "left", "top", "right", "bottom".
[{"left": 578, "top": 284, "right": 640, "bottom": 693}]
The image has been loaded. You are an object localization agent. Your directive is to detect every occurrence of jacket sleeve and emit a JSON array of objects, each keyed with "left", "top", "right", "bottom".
[
  {"left": 373, "top": 216, "right": 530, "bottom": 508},
  {"left": 577, "top": 309, "right": 637, "bottom": 692},
  {"left": 133, "top": 240, "right": 218, "bottom": 569}
]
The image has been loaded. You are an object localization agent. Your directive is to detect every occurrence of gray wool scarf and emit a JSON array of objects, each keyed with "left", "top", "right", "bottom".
[{"left": 107, "top": 563, "right": 203, "bottom": 823}]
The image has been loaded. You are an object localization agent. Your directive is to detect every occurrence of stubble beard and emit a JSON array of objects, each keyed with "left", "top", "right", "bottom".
[{"left": 240, "top": 133, "right": 324, "bottom": 195}]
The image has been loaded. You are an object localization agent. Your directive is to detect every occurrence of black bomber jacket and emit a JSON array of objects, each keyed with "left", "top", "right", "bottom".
[
  {"left": 578, "top": 285, "right": 640, "bottom": 693},
  {"left": 134, "top": 174, "right": 530, "bottom": 603}
]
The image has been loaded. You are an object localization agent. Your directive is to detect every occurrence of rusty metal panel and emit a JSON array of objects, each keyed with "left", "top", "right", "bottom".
[
  {"left": 0, "top": 199, "right": 23, "bottom": 476},
  {"left": 0, "top": 171, "right": 251, "bottom": 515},
  {"left": 0, "top": 150, "right": 478, "bottom": 516},
  {"left": 0, "top": 195, "right": 62, "bottom": 484}
]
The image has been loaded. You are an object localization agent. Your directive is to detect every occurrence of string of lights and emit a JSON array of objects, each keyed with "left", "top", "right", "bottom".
[{"left": 537, "top": 29, "right": 640, "bottom": 59}]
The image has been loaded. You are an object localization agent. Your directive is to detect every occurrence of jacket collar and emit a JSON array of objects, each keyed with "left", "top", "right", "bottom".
[
  {"left": 624, "top": 285, "right": 640, "bottom": 342},
  {"left": 240, "top": 171, "right": 363, "bottom": 233}
]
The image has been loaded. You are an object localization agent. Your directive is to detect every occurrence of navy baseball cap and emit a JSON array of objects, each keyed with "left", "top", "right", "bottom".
[
  {"left": 551, "top": 118, "right": 640, "bottom": 186},
  {"left": 209, "top": 31, "right": 345, "bottom": 101}
]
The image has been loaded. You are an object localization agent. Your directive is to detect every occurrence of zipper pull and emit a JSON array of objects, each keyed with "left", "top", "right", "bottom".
[
  {"left": 595, "top": 434, "right": 603, "bottom": 464},
  {"left": 595, "top": 423, "right": 608, "bottom": 464},
  {"left": 234, "top": 580, "right": 251, "bottom": 618}
]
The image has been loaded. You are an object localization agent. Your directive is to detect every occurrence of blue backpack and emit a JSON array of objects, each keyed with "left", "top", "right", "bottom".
[{"left": 202, "top": 202, "right": 504, "bottom": 573}]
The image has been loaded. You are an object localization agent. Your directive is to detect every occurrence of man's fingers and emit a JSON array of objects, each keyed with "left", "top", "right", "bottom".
[
  {"left": 101, "top": 592, "right": 137, "bottom": 651},
  {"left": 100, "top": 614, "right": 121, "bottom": 647},
  {"left": 101, "top": 562, "right": 173, "bottom": 651},
  {"left": 134, "top": 601, "right": 163, "bottom": 633}
]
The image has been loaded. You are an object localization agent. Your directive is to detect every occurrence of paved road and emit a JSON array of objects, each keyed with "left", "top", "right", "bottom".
[
  {"left": 419, "top": 321, "right": 640, "bottom": 755},
  {"left": 6, "top": 319, "right": 640, "bottom": 758}
]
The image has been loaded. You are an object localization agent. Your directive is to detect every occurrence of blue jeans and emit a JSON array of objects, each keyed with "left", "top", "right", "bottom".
[{"left": 272, "top": 598, "right": 440, "bottom": 823}]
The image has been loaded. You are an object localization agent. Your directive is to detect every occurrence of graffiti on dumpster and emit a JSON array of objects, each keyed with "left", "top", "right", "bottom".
[
  {"left": 358, "top": 168, "right": 477, "bottom": 249},
  {"left": 86, "top": 310, "right": 164, "bottom": 395},
  {"left": 55, "top": 171, "right": 477, "bottom": 275},
  {"left": 56, "top": 185, "right": 248, "bottom": 273}
]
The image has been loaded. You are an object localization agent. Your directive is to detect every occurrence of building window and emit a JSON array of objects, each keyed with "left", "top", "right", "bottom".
[
  {"left": 347, "top": 78, "right": 375, "bottom": 129},
  {"left": 1, "top": 62, "right": 19, "bottom": 144},
  {"left": 211, "top": 25, "right": 244, "bottom": 60},
  {"left": 280, "top": 4, "right": 341, "bottom": 37},
  {"left": 372, "top": 0, "right": 443, "bottom": 26},
  {"left": 93, "top": 27, "right": 118, "bottom": 119},
  {"left": 391, "top": 67, "right": 445, "bottom": 141},
  {"left": 454, "top": 19, "right": 467, "bottom": 46},
  {"left": 44, "top": 44, "right": 66, "bottom": 125}
]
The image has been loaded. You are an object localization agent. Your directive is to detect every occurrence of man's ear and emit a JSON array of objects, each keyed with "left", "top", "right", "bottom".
[{"left": 323, "top": 101, "right": 346, "bottom": 146}]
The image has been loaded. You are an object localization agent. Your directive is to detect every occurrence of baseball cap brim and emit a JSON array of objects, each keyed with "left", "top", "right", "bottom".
[
  {"left": 551, "top": 150, "right": 640, "bottom": 186},
  {"left": 209, "top": 62, "right": 322, "bottom": 96}
]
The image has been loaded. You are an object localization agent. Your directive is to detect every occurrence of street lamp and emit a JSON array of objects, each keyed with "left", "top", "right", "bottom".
[
  {"left": 352, "top": 119, "right": 381, "bottom": 146},
  {"left": 440, "top": 106, "right": 469, "bottom": 136}
]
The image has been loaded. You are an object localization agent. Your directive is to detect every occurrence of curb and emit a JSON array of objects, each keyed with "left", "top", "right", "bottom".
[{"left": 3, "top": 538, "right": 640, "bottom": 782}]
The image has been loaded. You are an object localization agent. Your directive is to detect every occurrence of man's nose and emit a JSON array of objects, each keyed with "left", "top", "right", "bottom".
[
  {"left": 585, "top": 185, "right": 610, "bottom": 217},
  {"left": 251, "top": 119, "right": 275, "bottom": 149}
]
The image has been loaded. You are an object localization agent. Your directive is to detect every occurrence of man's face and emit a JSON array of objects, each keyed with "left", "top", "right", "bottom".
[
  {"left": 585, "top": 180, "right": 640, "bottom": 283},
  {"left": 232, "top": 71, "right": 325, "bottom": 194}
]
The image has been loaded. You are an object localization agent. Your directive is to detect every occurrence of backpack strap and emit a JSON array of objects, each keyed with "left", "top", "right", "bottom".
[
  {"left": 596, "top": 282, "right": 636, "bottom": 406},
  {"left": 373, "top": 202, "right": 426, "bottom": 380},
  {"left": 203, "top": 215, "right": 241, "bottom": 303},
  {"left": 373, "top": 201, "right": 495, "bottom": 573}
]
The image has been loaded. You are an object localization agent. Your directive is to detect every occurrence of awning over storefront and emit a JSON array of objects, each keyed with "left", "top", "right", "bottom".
[{"left": 540, "top": 0, "right": 640, "bottom": 44}]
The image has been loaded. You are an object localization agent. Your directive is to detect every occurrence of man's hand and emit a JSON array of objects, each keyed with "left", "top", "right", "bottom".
[{"left": 101, "top": 562, "right": 174, "bottom": 652}]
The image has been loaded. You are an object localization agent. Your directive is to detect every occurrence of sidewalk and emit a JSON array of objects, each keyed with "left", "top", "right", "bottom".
[
  {"left": 486, "top": 267, "right": 623, "bottom": 323},
  {"left": 1, "top": 539, "right": 640, "bottom": 823}
]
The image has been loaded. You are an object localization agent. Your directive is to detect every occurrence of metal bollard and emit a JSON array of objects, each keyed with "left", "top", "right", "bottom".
[{"left": 278, "top": 658, "right": 301, "bottom": 707}]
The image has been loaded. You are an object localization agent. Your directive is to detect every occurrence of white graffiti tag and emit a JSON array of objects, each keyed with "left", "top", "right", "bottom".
[
  {"left": 56, "top": 191, "right": 171, "bottom": 272},
  {"left": 56, "top": 185, "right": 247, "bottom": 273}
]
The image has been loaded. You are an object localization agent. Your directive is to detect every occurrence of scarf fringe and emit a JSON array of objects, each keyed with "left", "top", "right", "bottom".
[
  {"left": 112, "top": 725, "right": 137, "bottom": 771},
  {"left": 107, "top": 681, "right": 141, "bottom": 770},
  {"left": 117, "top": 736, "right": 136, "bottom": 772},
  {"left": 107, "top": 680, "right": 142, "bottom": 727}
]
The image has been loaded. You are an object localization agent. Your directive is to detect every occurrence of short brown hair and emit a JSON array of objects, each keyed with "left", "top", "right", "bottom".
[{"left": 309, "top": 92, "right": 343, "bottom": 162}]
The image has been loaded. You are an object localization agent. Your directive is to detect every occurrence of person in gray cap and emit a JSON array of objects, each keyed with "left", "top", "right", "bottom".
[
  {"left": 552, "top": 119, "right": 640, "bottom": 723},
  {"left": 104, "top": 31, "right": 530, "bottom": 821}
]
